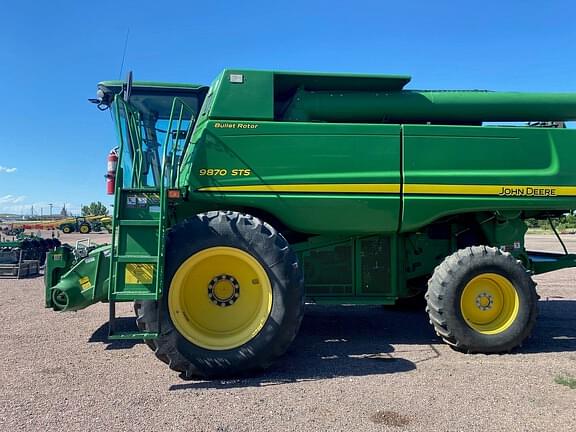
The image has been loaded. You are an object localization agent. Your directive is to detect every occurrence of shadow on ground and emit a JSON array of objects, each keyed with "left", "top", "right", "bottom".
[
  {"left": 86, "top": 300, "right": 576, "bottom": 386},
  {"left": 170, "top": 305, "right": 436, "bottom": 390},
  {"left": 520, "top": 299, "right": 576, "bottom": 353},
  {"left": 88, "top": 317, "right": 143, "bottom": 349}
]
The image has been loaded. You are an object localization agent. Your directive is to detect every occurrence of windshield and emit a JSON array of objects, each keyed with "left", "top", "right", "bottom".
[{"left": 112, "top": 90, "right": 206, "bottom": 189}]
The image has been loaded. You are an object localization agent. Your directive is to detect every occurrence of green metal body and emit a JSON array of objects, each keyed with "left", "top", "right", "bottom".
[
  {"left": 44, "top": 70, "right": 576, "bottom": 338},
  {"left": 45, "top": 245, "right": 109, "bottom": 310}
]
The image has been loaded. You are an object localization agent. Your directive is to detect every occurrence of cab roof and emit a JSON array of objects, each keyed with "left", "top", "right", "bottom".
[{"left": 98, "top": 80, "right": 207, "bottom": 92}]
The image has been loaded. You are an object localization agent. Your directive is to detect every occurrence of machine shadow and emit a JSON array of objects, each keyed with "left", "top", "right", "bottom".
[
  {"left": 519, "top": 300, "right": 576, "bottom": 353},
  {"left": 87, "top": 300, "right": 576, "bottom": 384},
  {"left": 88, "top": 317, "right": 143, "bottom": 349},
  {"left": 172, "top": 299, "right": 576, "bottom": 389},
  {"left": 170, "top": 305, "right": 437, "bottom": 390}
]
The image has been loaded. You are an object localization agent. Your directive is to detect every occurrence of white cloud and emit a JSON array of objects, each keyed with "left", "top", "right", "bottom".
[
  {"left": 0, "top": 166, "right": 17, "bottom": 173},
  {"left": 0, "top": 197, "right": 28, "bottom": 214},
  {"left": 0, "top": 204, "right": 31, "bottom": 214},
  {"left": 0, "top": 195, "right": 26, "bottom": 204}
]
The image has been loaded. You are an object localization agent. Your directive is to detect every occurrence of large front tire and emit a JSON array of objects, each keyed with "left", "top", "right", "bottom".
[
  {"left": 426, "top": 246, "right": 538, "bottom": 353},
  {"left": 137, "top": 211, "right": 304, "bottom": 379}
]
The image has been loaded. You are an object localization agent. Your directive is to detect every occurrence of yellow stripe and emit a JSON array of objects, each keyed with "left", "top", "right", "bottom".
[
  {"left": 405, "top": 184, "right": 576, "bottom": 196},
  {"left": 197, "top": 183, "right": 576, "bottom": 197},
  {"left": 198, "top": 183, "right": 401, "bottom": 194}
]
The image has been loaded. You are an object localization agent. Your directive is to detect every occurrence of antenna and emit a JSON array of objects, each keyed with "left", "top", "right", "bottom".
[
  {"left": 123, "top": 71, "right": 133, "bottom": 102},
  {"left": 118, "top": 28, "right": 130, "bottom": 79}
]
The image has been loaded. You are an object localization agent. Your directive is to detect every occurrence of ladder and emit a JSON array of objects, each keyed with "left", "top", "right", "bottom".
[
  {"left": 107, "top": 97, "right": 193, "bottom": 340},
  {"left": 107, "top": 187, "right": 167, "bottom": 340}
]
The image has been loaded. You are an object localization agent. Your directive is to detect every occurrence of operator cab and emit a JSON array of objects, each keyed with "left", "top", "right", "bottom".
[{"left": 92, "top": 77, "right": 209, "bottom": 189}]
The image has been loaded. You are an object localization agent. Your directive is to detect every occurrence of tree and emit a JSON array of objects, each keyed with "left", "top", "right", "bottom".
[{"left": 81, "top": 201, "right": 109, "bottom": 216}]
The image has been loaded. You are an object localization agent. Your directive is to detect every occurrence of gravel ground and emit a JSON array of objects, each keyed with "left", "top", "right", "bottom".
[{"left": 1, "top": 234, "right": 575, "bottom": 431}]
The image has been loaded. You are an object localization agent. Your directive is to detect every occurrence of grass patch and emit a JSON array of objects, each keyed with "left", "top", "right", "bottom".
[{"left": 555, "top": 374, "right": 576, "bottom": 389}]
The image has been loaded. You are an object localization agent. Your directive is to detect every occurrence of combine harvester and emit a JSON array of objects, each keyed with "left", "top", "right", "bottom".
[{"left": 44, "top": 70, "right": 576, "bottom": 378}]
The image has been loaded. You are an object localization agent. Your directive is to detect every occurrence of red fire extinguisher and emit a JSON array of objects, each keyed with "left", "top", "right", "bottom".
[{"left": 106, "top": 147, "right": 119, "bottom": 195}]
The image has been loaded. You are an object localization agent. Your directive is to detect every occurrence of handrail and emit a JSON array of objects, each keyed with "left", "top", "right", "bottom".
[{"left": 160, "top": 97, "right": 196, "bottom": 189}]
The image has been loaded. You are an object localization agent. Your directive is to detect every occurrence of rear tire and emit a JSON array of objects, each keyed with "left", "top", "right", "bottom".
[
  {"left": 137, "top": 211, "right": 304, "bottom": 379},
  {"left": 426, "top": 246, "right": 538, "bottom": 353},
  {"left": 79, "top": 223, "right": 91, "bottom": 234}
]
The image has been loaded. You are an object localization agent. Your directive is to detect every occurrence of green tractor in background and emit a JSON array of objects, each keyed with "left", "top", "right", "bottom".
[
  {"left": 59, "top": 217, "right": 93, "bottom": 234},
  {"left": 58, "top": 216, "right": 111, "bottom": 234},
  {"left": 44, "top": 69, "right": 576, "bottom": 379}
]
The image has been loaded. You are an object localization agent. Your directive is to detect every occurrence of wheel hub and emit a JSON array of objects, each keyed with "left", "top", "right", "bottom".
[
  {"left": 168, "top": 246, "right": 273, "bottom": 350},
  {"left": 208, "top": 274, "right": 240, "bottom": 307},
  {"left": 475, "top": 292, "right": 494, "bottom": 311},
  {"left": 460, "top": 273, "right": 520, "bottom": 335}
]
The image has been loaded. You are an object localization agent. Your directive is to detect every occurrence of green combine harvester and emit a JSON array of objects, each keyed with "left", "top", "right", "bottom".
[{"left": 45, "top": 69, "right": 576, "bottom": 378}]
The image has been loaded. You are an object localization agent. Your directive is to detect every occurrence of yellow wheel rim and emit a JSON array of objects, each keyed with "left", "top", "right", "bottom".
[
  {"left": 168, "top": 246, "right": 273, "bottom": 350},
  {"left": 460, "top": 273, "right": 520, "bottom": 334},
  {"left": 79, "top": 225, "right": 89, "bottom": 234},
  {"left": 63, "top": 226, "right": 71, "bottom": 233}
]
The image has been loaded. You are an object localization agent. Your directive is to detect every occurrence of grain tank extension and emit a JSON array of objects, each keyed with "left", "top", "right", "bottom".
[{"left": 45, "top": 69, "right": 576, "bottom": 378}]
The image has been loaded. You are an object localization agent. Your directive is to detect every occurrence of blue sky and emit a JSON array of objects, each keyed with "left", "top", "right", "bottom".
[{"left": 0, "top": 0, "right": 575, "bottom": 216}]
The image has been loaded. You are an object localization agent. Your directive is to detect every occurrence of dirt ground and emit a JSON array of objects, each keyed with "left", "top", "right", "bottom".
[{"left": 0, "top": 234, "right": 575, "bottom": 431}]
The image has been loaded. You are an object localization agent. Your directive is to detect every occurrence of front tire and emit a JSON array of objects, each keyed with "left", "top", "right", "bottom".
[
  {"left": 426, "top": 246, "right": 538, "bottom": 353},
  {"left": 137, "top": 211, "right": 304, "bottom": 379}
]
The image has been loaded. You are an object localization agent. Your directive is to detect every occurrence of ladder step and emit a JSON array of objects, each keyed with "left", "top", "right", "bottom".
[
  {"left": 108, "top": 301, "right": 160, "bottom": 340},
  {"left": 111, "top": 292, "right": 159, "bottom": 301},
  {"left": 117, "top": 220, "right": 159, "bottom": 227},
  {"left": 108, "top": 331, "right": 159, "bottom": 341},
  {"left": 116, "top": 255, "right": 158, "bottom": 263}
]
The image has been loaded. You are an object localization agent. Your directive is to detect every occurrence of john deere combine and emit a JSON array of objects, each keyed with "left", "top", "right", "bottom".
[{"left": 45, "top": 70, "right": 576, "bottom": 378}]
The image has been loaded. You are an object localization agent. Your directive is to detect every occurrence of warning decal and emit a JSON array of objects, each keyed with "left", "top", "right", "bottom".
[{"left": 125, "top": 264, "right": 155, "bottom": 284}]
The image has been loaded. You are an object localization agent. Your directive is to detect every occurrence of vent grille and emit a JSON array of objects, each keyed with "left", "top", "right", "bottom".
[
  {"left": 360, "top": 237, "right": 391, "bottom": 295},
  {"left": 301, "top": 243, "right": 353, "bottom": 296}
]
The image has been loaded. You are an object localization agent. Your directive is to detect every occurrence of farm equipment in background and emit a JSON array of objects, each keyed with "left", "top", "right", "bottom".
[
  {"left": 59, "top": 217, "right": 92, "bottom": 234},
  {"left": 58, "top": 216, "right": 112, "bottom": 234},
  {"left": 92, "top": 216, "right": 112, "bottom": 233},
  {"left": 1, "top": 226, "right": 24, "bottom": 237},
  {"left": 1, "top": 215, "right": 112, "bottom": 235},
  {"left": 1, "top": 235, "right": 61, "bottom": 278},
  {"left": 4, "top": 218, "right": 76, "bottom": 232},
  {"left": 45, "top": 69, "right": 576, "bottom": 378}
]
